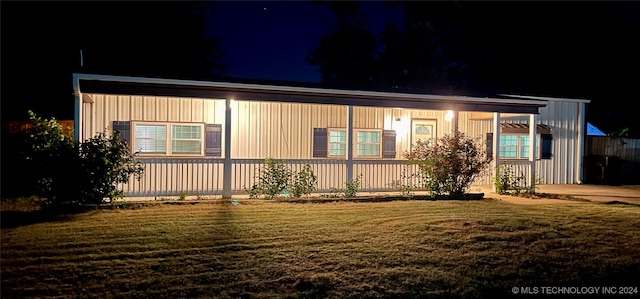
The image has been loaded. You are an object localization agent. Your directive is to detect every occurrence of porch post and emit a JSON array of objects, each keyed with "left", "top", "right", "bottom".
[
  {"left": 346, "top": 105, "right": 354, "bottom": 184},
  {"left": 72, "top": 74, "right": 82, "bottom": 142},
  {"left": 452, "top": 110, "right": 459, "bottom": 135},
  {"left": 576, "top": 102, "right": 586, "bottom": 184},
  {"left": 529, "top": 114, "right": 537, "bottom": 192},
  {"left": 222, "top": 97, "right": 232, "bottom": 198},
  {"left": 492, "top": 112, "right": 501, "bottom": 193}
]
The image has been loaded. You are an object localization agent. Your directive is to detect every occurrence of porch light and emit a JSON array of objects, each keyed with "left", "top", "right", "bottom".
[
  {"left": 445, "top": 110, "right": 454, "bottom": 121},
  {"left": 393, "top": 108, "right": 402, "bottom": 121}
]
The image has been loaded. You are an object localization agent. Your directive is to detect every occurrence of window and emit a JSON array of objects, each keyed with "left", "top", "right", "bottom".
[
  {"left": 486, "top": 127, "right": 552, "bottom": 160},
  {"left": 135, "top": 124, "right": 167, "bottom": 154},
  {"left": 356, "top": 130, "right": 381, "bottom": 157},
  {"left": 499, "top": 134, "right": 540, "bottom": 159},
  {"left": 328, "top": 129, "right": 347, "bottom": 156},
  {"left": 133, "top": 122, "right": 204, "bottom": 156},
  {"left": 172, "top": 125, "right": 202, "bottom": 155},
  {"left": 313, "top": 128, "right": 396, "bottom": 159},
  {"left": 326, "top": 129, "right": 382, "bottom": 158}
]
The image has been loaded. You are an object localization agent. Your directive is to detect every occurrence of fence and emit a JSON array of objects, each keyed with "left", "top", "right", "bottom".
[
  {"left": 2, "top": 120, "right": 75, "bottom": 135},
  {"left": 584, "top": 136, "right": 640, "bottom": 185}
]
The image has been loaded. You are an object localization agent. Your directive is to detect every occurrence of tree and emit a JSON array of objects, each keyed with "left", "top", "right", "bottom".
[
  {"left": 307, "top": 1, "right": 378, "bottom": 89},
  {"left": 17, "top": 111, "right": 77, "bottom": 204},
  {"left": 308, "top": 1, "right": 499, "bottom": 94},
  {"left": 76, "top": 2, "right": 226, "bottom": 81}
]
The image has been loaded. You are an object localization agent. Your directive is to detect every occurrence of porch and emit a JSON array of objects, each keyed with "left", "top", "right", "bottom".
[
  {"left": 120, "top": 158, "right": 534, "bottom": 197},
  {"left": 73, "top": 74, "right": 587, "bottom": 198}
]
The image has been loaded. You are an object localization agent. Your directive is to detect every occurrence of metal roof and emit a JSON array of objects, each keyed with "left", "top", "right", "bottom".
[
  {"left": 501, "top": 123, "right": 552, "bottom": 134},
  {"left": 74, "top": 73, "right": 550, "bottom": 114}
]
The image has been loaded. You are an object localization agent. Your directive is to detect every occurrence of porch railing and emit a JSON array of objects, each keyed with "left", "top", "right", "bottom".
[{"left": 121, "top": 158, "right": 524, "bottom": 197}]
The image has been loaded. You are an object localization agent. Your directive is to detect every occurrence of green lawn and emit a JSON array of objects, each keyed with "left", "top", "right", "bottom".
[{"left": 2, "top": 199, "right": 640, "bottom": 298}]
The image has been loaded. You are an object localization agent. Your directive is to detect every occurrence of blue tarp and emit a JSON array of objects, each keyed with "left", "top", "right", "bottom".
[{"left": 587, "top": 122, "right": 606, "bottom": 136}]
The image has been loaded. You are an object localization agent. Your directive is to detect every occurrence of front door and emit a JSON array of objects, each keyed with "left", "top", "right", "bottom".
[{"left": 411, "top": 119, "right": 437, "bottom": 146}]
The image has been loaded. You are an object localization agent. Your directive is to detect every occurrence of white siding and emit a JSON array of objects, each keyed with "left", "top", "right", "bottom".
[
  {"left": 461, "top": 102, "right": 582, "bottom": 185},
  {"left": 83, "top": 93, "right": 582, "bottom": 196}
]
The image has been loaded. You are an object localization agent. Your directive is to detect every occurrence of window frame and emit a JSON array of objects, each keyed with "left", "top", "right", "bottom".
[
  {"left": 133, "top": 123, "right": 168, "bottom": 155},
  {"left": 354, "top": 129, "right": 382, "bottom": 158},
  {"left": 326, "top": 128, "right": 383, "bottom": 159},
  {"left": 498, "top": 133, "right": 541, "bottom": 160},
  {"left": 327, "top": 128, "right": 347, "bottom": 157},
  {"left": 132, "top": 121, "right": 205, "bottom": 157}
]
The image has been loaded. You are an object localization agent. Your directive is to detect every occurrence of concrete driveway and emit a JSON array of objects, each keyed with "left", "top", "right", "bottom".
[{"left": 478, "top": 184, "right": 640, "bottom": 205}]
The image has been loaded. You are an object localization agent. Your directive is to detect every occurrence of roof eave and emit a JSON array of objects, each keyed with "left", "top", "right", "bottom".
[{"left": 73, "top": 73, "right": 548, "bottom": 114}]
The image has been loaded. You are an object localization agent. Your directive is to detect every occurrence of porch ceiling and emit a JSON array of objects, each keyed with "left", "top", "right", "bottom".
[{"left": 75, "top": 73, "right": 548, "bottom": 114}]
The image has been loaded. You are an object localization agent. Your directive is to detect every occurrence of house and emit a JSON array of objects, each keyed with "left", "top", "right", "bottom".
[{"left": 73, "top": 73, "right": 590, "bottom": 198}]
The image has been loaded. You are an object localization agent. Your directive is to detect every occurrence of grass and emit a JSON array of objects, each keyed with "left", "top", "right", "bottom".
[
  {"left": 502, "top": 191, "right": 590, "bottom": 202},
  {"left": 621, "top": 185, "right": 640, "bottom": 191},
  {"left": 2, "top": 199, "right": 640, "bottom": 298}
]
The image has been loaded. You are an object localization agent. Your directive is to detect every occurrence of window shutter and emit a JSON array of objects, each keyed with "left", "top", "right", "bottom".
[
  {"left": 382, "top": 130, "right": 396, "bottom": 158},
  {"left": 313, "top": 128, "right": 328, "bottom": 158},
  {"left": 205, "top": 124, "right": 222, "bottom": 157},
  {"left": 112, "top": 121, "right": 131, "bottom": 146},
  {"left": 486, "top": 132, "right": 493, "bottom": 159},
  {"left": 541, "top": 133, "right": 552, "bottom": 159}
]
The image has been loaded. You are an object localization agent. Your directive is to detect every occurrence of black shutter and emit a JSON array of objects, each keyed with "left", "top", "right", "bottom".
[
  {"left": 313, "top": 128, "right": 328, "bottom": 158},
  {"left": 486, "top": 132, "right": 493, "bottom": 159},
  {"left": 205, "top": 124, "right": 222, "bottom": 157},
  {"left": 382, "top": 130, "right": 396, "bottom": 158},
  {"left": 112, "top": 121, "right": 131, "bottom": 146},
  {"left": 541, "top": 133, "right": 552, "bottom": 159}
]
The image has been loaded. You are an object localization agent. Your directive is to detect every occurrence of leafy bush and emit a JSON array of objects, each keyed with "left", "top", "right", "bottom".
[
  {"left": 17, "top": 111, "right": 144, "bottom": 206},
  {"left": 343, "top": 174, "right": 362, "bottom": 198},
  {"left": 290, "top": 164, "right": 318, "bottom": 198},
  {"left": 404, "top": 132, "right": 492, "bottom": 196},
  {"left": 245, "top": 158, "right": 291, "bottom": 199},
  {"left": 492, "top": 164, "right": 527, "bottom": 195},
  {"left": 325, "top": 174, "right": 362, "bottom": 198},
  {"left": 245, "top": 159, "right": 318, "bottom": 199},
  {"left": 77, "top": 130, "right": 145, "bottom": 204},
  {"left": 260, "top": 158, "right": 292, "bottom": 199},
  {"left": 21, "top": 110, "right": 77, "bottom": 204}
]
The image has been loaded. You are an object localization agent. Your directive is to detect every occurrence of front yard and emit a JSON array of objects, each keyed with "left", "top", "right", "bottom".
[{"left": 2, "top": 199, "right": 640, "bottom": 298}]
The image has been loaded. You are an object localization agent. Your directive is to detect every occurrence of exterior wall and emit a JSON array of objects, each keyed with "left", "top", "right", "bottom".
[
  {"left": 82, "top": 93, "right": 582, "bottom": 196},
  {"left": 229, "top": 102, "right": 452, "bottom": 159},
  {"left": 461, "top": 101, "right": 582, "bottom": 185},
  {"left": 82, "top": 94, "right": 226, "bottom": 141},
  {"left": 83, "top": 94, "right": 453, "bottom": 159}
]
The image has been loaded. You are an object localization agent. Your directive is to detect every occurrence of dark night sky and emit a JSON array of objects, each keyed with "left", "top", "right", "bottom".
[
  {"left": 2, "top": 1, "right": 640, "bottom": 136},
  {"left": 205, "top": 1, "right": 403, "bottom": 82}
]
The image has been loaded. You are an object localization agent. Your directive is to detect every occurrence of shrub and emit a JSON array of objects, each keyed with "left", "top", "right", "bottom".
[
  {"left": 76, "top": 129, "right": 145, "bottom": 204},
  {"left": 290, "top": 164, "right": 318, "bottom": 198},
  {"left": 492, "top": 164, "right": 526, "bottom": 195},
  {"left": 21, "top": 110, "right": 77, "bottom": 204},
  {"left": 404, "top": 132, "right": 492, "bottom": 196},
  {"left": 325, "top": 174, "right": 362, "bottom": 198},
  {"left": 17, "top": 111, "right": 144, "bottom": 206},
  {"left": 245, "top": 158, "right": 292, "bottom": 199},
  {"left": 343, "top": 174, "right": 362, "bottom": 198},
  {"left": 245, "top": 159, "right": 318, "bottom": 199}
]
